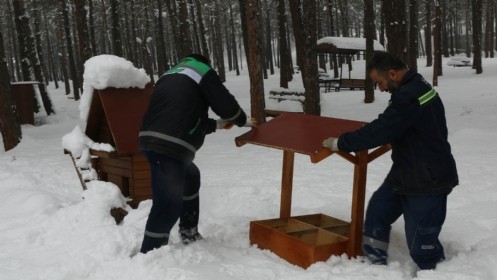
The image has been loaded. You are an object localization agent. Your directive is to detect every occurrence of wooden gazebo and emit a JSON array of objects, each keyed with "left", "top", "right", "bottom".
[{"left": 316, "top": 36, "right": 384, "bottom": 85}]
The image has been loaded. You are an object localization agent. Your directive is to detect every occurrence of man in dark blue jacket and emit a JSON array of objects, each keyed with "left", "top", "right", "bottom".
[
  {"left": 323, "top": 52, "right": 458, "bottom": 270},
  {"left": 139, "top": 54, "right": 249, "bottom": 253}
]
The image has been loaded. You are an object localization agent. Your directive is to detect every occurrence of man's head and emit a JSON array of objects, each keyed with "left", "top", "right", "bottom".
[
  {"left": 186, "top": 53, "right": 211, "bottom": 66},
  {"left": 367, "top": 52, "right": 407, "bottom": 93}
]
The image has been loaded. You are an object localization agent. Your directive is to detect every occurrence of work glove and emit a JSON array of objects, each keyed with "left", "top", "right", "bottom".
[
  {"left": 322, "top": 137, "right": 339, "bottom": 151},
  {"left": 216, "top": 119, "right": 234, "bottom": 130},
  {"left": 244, "top": 117, "right": 257, "bottom": 127}
]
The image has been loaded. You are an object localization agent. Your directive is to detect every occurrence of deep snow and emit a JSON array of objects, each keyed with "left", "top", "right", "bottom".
[{"left": 1, "top": 56, "right": 497, "bottom": 280}]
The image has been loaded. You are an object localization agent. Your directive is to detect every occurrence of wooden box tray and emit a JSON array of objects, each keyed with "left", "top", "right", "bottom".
[{"left": 250, "top": 214, "right": 350, "bottom": 268}]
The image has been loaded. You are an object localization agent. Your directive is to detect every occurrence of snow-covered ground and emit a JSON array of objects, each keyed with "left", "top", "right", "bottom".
[{"left": 1, "top": 56, "right": 496, "bottom": 280}]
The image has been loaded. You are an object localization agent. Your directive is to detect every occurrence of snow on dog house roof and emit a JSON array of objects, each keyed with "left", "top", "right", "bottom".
[
  {"left": 85, "top": 84, "right": 153, "bottom": 156},
  {"left": 316, "top": 36, "right": 384, "bottom": 54}
]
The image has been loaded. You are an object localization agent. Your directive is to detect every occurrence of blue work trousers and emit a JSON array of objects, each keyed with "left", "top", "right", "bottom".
[
  {"left": 363, "top": 182, "right": 448, "bottom": 270},
  {"left": 140, "top": 151, "right": 201, "bottom": 253}
]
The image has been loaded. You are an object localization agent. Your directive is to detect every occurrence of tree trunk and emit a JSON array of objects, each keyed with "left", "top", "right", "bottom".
[
  {"left": 110, "top": 0, "right": 123, "bottom": 57},
  {"left": 194, "top": 0, "right": 210, "bottom": 58},
  {"left": 289, "top": 0, "right": 320, "bottom": 115},
  {"left": 13, "top": 0, "right": 54, "bottom": 115},
  {"left": 74, "top": 0, "right": 93, "bottom": 85},
  {"left": 364, "top": 0, "right": 375, "bottom": 104},
  {"left": 43, "top": 12, "right": 59, "bottom": 89},
  {"left": 441, "top": 0, "right": 450, "bottom": 57},
  {"left": 230, "top": 2, "right": 240, "bottom": 75},
  {"left": 425, "top": 0, "right": 433, "bottom": 66},
  {"left": 433, "top": 1, "right": 442, "bottom": 86},
  {"left": 278, "top": 0, "right": 290, "bottom": 88},
  {"left": 88, "top": 0, "right": 98, "bottom": 55},
  {"left": 60, "top": 0, "right": 80, "bottom": 100},
  {"left": 472, "top": 0, "right": 483, "bottom": 73},
  {"left": 245, "top": 0, "right": 266, "bottom": 124},
  {"left": 408, "top": 0, "right": 418, "bottom": 69},
  {"left": 317, "top": 0, "right": 326, "bottom": 71},
  {"left": 58, "top": 14, "right": 71, "bottom": 96},
  {"left": 0, "top": 30, "right": 22, "bottom": 151},
  {"left": 485, "top": 0, "right": 495, "bottom": 58},
  {"left": 156, "top": 0, "right": 168, "bottom": 73},
  {"left": 32, "top": 4, "right": 49, "bottom": 86},
  {"left": 178, "top": 0, "right": 193, "bottom": 58},
  {"left": 212, "top": 0, "right": 226, "bottom": 82},
  {"left": 465, "top": 0, "right": 471, "bottom": 57},
  {"left": 383, "top": 0, "right": 407, "bottom": 61},
  {"left": 265, "top": 1, "right": 275, "bottom": 75}
]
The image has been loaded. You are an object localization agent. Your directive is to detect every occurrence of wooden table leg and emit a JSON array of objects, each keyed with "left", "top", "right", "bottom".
[
  {"left": 280, "top": 150, "right": 295, "bottom": 218},
  {"left": 348, "top": 150, "right": 368, "bottom": 257}
]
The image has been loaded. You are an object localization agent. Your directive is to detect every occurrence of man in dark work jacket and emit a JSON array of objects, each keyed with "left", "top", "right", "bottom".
[
  {"left": 323, "top": 52, "right": 458, "bottom": 270},
  {"left": 139, "top": 54, "right": 249, "bottom": 253}
]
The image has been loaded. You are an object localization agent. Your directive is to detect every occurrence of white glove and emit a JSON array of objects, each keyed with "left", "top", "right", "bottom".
[
  {"left": 216, "top": 119, "right": 233, "bottom": 130},
  {"left": 322, "top": 137, "right": 339, "bottom": 151},
  {"left": 244, "top": 117, "right": 256, "bottom": 127}
]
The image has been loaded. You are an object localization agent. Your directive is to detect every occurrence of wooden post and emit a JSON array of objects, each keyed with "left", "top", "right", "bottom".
[
  {"left": 348, "top": 150, "right": 368, "bottom": 257},
  {"left": 280, "top": 150, "right": 295, "bottom": 218}
]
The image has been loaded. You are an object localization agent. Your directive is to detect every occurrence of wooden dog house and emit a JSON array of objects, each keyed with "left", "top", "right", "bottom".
[{"left": 84, "top": 84, "right": 154, "bottom": 207}]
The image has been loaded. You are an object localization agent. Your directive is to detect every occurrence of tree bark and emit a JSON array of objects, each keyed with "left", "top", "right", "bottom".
[
  {"left": 364, "top": 0, "right": 375, "bottom": 103},
  {"left": 74, "top": 0, "right": 93, "bottom": 85},
  {"left": 289, "top": 0, "right": 320, "bottom": 115},
  {"left": 212, "top": 0, "right": 226, "bottom": 82},
  {"left": 383, "top": 0, "right": 407, "bottom": 61},
  {"left": 194, "top": 0, "right": 210, "bottom": 58},
  {"left": 110, "top": 0, "right": 123, "bottom": 57},
  {"left": 472, "top": 0, "right": 483, "bottom": 73},
  {"left": 245, "top": 0, "right": 266, "bottom": 124},
  {"left": 265, "top": 1, "right": 274, "bottom": 75},
  {"left": 229, "top": 2, "right": 240, "bottom": 75},
  {"left": 60, "top": 0, "right": 80, "bottom": 100},
  {"left": 0, "top": 30, "right": 22, "bottom": 151},
  {"left": 178, "top": 0, "right": 193, "bottom": 58},
  {"left": 465, "top": 0, "right": 471, "bottom": 57},
  {"left": 433, "top": 1, "right": 442, "bottom": 86},
  {"left": 408, "top": 0, "right": 418, "bottom": 69},
  {"left": 278, "top": 0, "right": 290, "bottom": 88},
  {"left": 156, "top": 0, "right": 168, "bottom": 73},
  {"left": 13, "top": 0, "right": 54, "bottom": 114},
  {"left": 485, "top": 0, "right": 495, "bottom": 58},
  {"left": 425, "top": 0, "right": 433, "bottom": 66}
]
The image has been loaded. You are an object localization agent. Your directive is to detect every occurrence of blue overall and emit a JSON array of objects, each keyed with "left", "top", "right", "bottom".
[
  {"left": 363, "top": 182, "right": 448, "bottom": 269},
  {"left": 140, "top": 151, "right": 200, "bottom": 253}
]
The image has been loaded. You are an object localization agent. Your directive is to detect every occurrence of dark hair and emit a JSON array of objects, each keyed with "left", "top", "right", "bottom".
[
  {"left": 366, "top": 51, "right": 406, "bottom": 74},
  {"left": 187, "top": 53, "right": 211, "bottom": 66}
]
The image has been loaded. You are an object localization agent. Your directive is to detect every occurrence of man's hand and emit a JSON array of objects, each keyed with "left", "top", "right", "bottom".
[
  {"left": 216, "top": 119, "right": 234, "bottom": 130},
  {"left": 322, "top": 137, "right": 339, "bottom": 151},
  {"left": 244, "top": 117, "right": 257, "bottom": 127}
]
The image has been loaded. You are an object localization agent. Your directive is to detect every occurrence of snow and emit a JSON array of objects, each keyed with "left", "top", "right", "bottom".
[
  {"left": 1, "top": 56, "right": 497, "bottom": 280},
  {"left": 79, "top": 54, "right": 150, "bottom": 121}
]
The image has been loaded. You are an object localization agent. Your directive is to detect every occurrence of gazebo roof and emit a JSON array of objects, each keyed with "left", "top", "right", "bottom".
[{"left": 316, "top": 36, "right": 384, "bottom": 55}]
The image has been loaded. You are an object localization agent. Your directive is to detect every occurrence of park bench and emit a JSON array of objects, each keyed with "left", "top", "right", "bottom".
[
  {"left": 265, "top": 90, "right": 305, "bottom": 117},
  {"left": 319, "top": 78, "right": 340, "bottom": 93},
  {"left": 335, "top": 79, "right": 366, "bottom": 92}
]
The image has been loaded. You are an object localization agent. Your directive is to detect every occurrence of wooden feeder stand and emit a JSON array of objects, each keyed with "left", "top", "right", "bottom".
[{"left": 235, "top": 113, "right": 391, "bottom": 268}]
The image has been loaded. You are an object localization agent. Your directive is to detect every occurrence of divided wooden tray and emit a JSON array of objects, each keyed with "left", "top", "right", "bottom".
[{"left": 250, "top": 214, "right": 350, "bottom": 268}]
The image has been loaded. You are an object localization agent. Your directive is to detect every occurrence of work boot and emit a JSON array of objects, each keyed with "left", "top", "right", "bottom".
[{"left": 179, "top": 227, "right": 203, "bottom": 245}]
